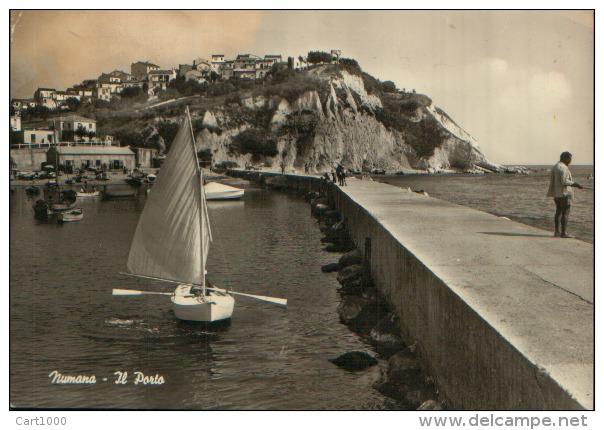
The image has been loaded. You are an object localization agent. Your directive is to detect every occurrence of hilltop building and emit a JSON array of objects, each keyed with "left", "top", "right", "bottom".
[
  {"left": 11, "top": 99, "right": 38, "bottom": 112},
  {"left": 34, "top": 87, "right": 57, "bottom": 109},
  {"left": 148, "top": 69, "right": 178, "bottom": 94},
  {"left": 131, "top": 61, "right": 160, "bottom": 80}
]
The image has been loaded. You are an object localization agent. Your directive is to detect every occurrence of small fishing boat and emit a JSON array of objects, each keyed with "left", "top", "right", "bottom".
[
  {"left": 125, "top": 177, "right": 143, "bottom": 186},
  {"left": 145, "top": 174, "right": 157, "bottom": 183},
  {"left": 26, "top": 186, "right": 40, "bottom": 196},
  {"left": 204, "top": 182, "right": 245, "bottom": 201},
  {"left": 58, "top": 208, "right": 84, "bottom": 223},
  {"left": 77, "top": 190, "right": 100, "bottom": 198},
  {"left": 48, "top": 189, "right": 78, "bottom": 212},
  {"left": 50, "top": 201, "right": 78, "bottom": 212},
  {"left": 102, "top": 189, "right": 137, "bottom": 199},
  {"left": 32, "top": 199, "right": 49, "bottom": 219},
  {"left": 113, "top": 108, "right": 286, "bottom": 322}
]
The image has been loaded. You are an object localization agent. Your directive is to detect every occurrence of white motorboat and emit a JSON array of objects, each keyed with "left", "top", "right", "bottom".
[
  {"left": 77, "top": 190, "right": 100, "bottom": 198},
  {"left": 204, "top": 182, "right": 244, "bottom": 201},
  {"left": 113, "top": 108, "right": 285, "bottom": 322},
  {"left": 58, "top": 208, "right": 84, "bottom": 223}
]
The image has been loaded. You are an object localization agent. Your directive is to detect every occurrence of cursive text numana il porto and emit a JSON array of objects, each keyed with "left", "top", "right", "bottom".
[{"left": 48, "top": 370, "right": 165, "bottom": 385}]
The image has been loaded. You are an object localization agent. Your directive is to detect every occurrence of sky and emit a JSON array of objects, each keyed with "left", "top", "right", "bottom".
[{"left": 9, "top": 10, "right": 594, "bottom": 165}]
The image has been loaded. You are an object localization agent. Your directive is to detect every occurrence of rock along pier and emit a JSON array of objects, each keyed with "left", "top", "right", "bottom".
[{"left": 228, "top": 170, "right": 594, "bottom": 410}]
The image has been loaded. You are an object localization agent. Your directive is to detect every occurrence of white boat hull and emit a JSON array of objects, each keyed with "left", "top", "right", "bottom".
[
  {"left": 77, "top": 191, "right": 100, "bottom": 198},
  {"left": 204, "top": 182, "right": 244, "bottom": 201},
  {"left": 171, "top": 285, "right": 235, "bottom": 322},
  {"left": 205, "top": 190, "right": 244, "bottom": 200},
  {"left": 58, "top": 208, "right": 84, "bottom": 223}
]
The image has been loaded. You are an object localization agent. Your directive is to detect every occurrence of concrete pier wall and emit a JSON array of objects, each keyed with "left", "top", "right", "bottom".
[{"left": 227, "top": 170, "right": 593, "bottom": 410}]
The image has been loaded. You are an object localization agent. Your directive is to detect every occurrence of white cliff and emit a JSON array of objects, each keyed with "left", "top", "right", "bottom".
[{"left": 191, "top": 67, "right": 501, "bottom": 173}]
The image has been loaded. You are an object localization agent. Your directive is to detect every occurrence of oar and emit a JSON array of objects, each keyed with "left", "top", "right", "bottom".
[
  {"left": 119, "top": 272, "right": 288, "bottom": 306},
  {"left": 206, "top": 287, "right": 287, "bottom": 306},
  {"left": 112, "top": 289, "right": 193, "bottom": 297}
]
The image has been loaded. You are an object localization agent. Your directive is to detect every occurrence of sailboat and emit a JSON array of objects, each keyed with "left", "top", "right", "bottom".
[{"left": 113, "top": 108, "right": 286, "bottom": 322}]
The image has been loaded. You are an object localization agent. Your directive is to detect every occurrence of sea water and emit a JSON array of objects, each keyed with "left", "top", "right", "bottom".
[
  {"left": 9, "top": 186, "right": 392, "bottom": 410},
  {"left": 380, "top": 165, "right": 594, "bottom": 244}
]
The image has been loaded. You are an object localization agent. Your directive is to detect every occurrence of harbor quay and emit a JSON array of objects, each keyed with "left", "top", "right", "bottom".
[{"left": 227, "top": 169, "right": 594, "bottom": 410}]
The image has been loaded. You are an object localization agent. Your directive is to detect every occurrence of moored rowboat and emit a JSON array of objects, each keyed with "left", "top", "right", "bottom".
[
  {"left": 204, "top": 182, "right": 244, "bottom": 201},
  {"left": 58, "top": 208, "right": 84, "bottom": 223},
  {"left": 77, "top": 190, "right": 100, "bottom": 198}
]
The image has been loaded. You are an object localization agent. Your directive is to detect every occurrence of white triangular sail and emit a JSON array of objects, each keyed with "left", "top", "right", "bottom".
[{"left": 127, "top": 112, "right": 210, "bottom": 286}]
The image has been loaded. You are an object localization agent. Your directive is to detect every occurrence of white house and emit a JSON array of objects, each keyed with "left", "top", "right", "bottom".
[
  {"left": 52, "top": 91, "right": 81, "bottom": 102},
  {"left": 54, "top": 115, "right": 97, "bottom": 141},
  {"left": 264, "top": 54, "right": 282, "bottom": 64},
  {"left": 211, "top": 54, "right": 225, "bottom": 71},
  {"left": 148, "top": 69, "right": 177, "bottom": 93},
  {"left": 11, "top": 99, "right": 38, "bottom": 112},
  {"left": 34, "top": 87, "right": 56, "bottom": 102},
  {"left": 185, "top": 69, "right": 207, "bottom": 84},
  {"left": 94, "top": 86, "right": 112, "bottom": 101},
  {"left": 23, "top": 127, "right": 56, "bottom": 145},
  {"left": 193, "top": 58, "right": 212, "bottom": 72}
]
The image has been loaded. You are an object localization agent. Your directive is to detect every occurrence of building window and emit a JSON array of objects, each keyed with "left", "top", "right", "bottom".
[{"left": 31, "top": 134, "right": 36, "bottom": 143}]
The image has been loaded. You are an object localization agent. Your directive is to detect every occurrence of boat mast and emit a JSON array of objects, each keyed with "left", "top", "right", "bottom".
[{"left": 185, "top": 106, "right": 208, "bottom": 293}]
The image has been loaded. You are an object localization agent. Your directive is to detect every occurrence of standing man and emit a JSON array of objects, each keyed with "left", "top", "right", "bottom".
[{"left": 546, "top": 151, "right": 583, "bottom": 238}]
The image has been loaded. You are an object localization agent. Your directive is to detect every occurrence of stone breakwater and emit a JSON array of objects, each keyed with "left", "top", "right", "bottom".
[
  {"left": 308, "top": 190, "right": 442, "bottom": 410},
  {"left": 227, "top": 170, "right": 594, "bottom": 410}
]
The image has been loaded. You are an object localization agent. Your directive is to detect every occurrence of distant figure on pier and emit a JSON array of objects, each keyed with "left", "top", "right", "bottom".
[
  {"left": 331, "top": 171, "right": 336, "bottom": 182},
  {"left": 336, "top": 164, "right": 347, "bottom": 186},
  {"left": 280, "top": 161, "right": 286, "bottom": 175},
  {"left": 320, "top": 173, "right": 330, "bottom": 193},
  {"left": 546, "top": 151, "right": 583, "bottom": 238}
]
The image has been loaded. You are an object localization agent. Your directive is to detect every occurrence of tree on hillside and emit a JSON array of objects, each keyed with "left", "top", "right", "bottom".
[
  {"left": 381, "top": 81, "right": 397, "bottom": 93},
  {"left": 208, "top": 82, "right": 236, "bottom": 97},
  {"left": 66, "top": 97, "right": 81, "bottom": 112},
  {"left": 168, "top": 75, "right": 205, "bottom": 96},
  {"left": 208, "top": 71, "right": 220, "bottom": 83},
  {"left": 307, "top": 51, "right": 333, "bottom": 64},
  {"left": 339, "top": 58, "right": 359, "bottom": 68},
  {"left": 75, "top": 124, "right": 89, "bottom": 140},
  {"left": 25, "top": 105, "right": 50, "bottom": 120},
  {"left": 121, "top": 87, "right": 143, "bottom": 98}
]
